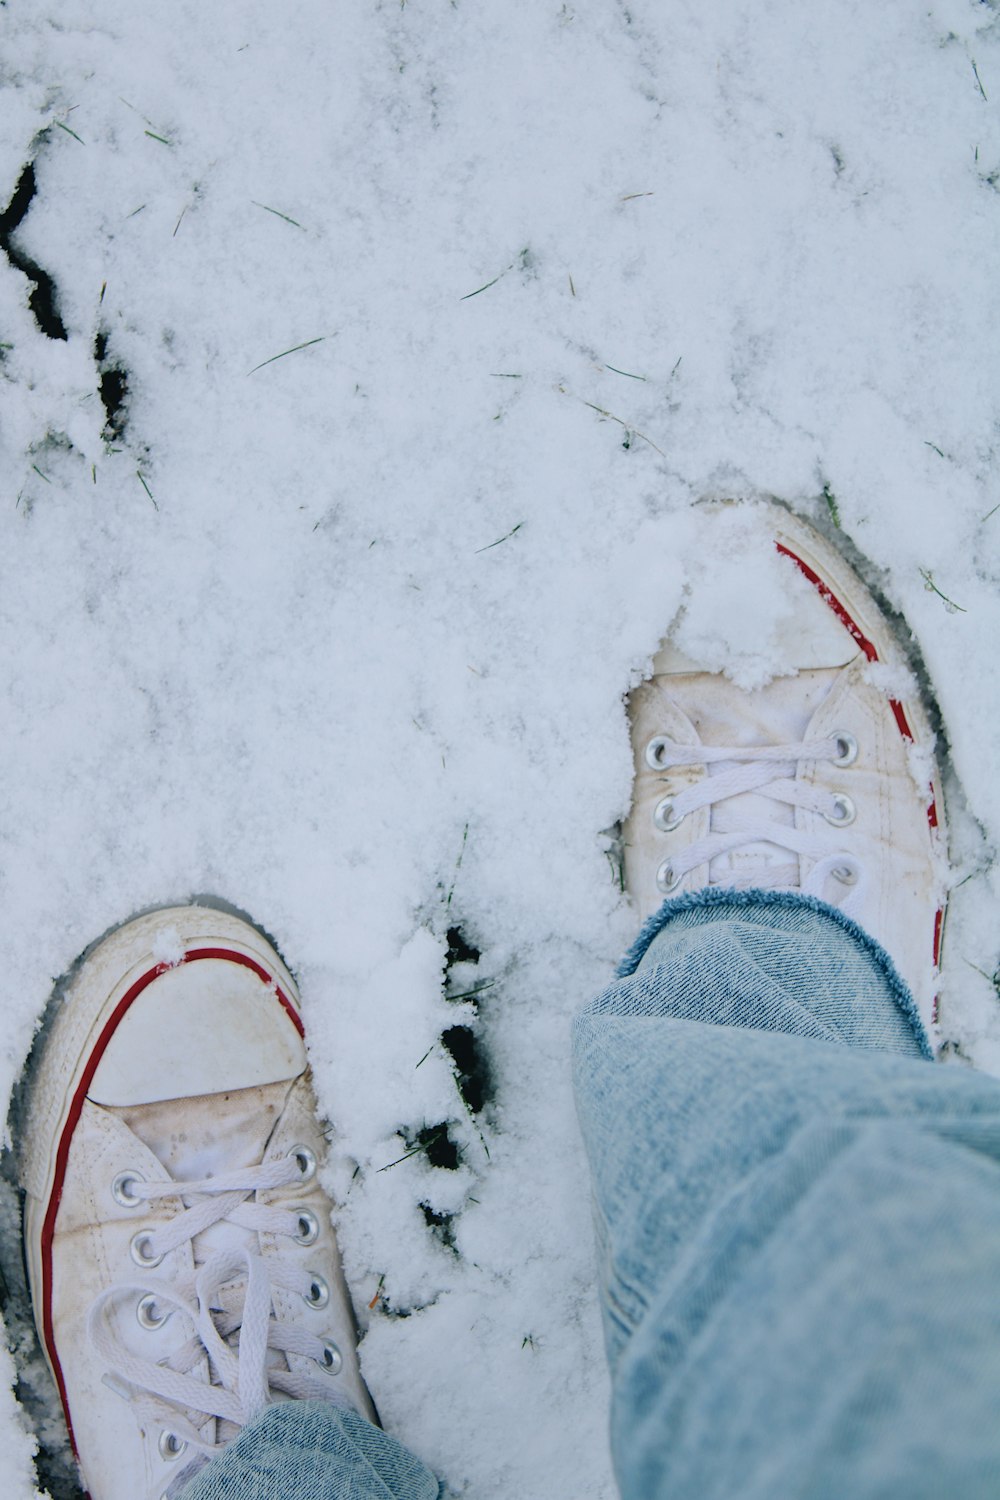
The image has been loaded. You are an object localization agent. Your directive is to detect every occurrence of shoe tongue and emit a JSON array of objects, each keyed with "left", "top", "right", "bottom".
[
  {"left": 674, "top": 668, "right": 838, "bottom": 886},
  {"left": 677, "top": 665, "right": 837, "bottom": 747},
  {"left": 115, "top": 1080, "right": 295, "bottom": 1264},
  {"left": 117, "top": 1080, "right": 293, "bottom": 1181},
  {"left": 707, "top": 788, "right": 796, "bottom": 885}
]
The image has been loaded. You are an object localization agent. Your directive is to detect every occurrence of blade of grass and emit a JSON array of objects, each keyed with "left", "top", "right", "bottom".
[
  {"left": 121, "top": 100, "right": 173, "bottom": 143},
  {"left": 475, "top": 522, "right": 522, "bottom": 554},
  {"left": 605, "top": 363, "right": 646, "bottom": 381},
  {"left": 446, "top": 823, "right": 469, "bottom": 909},
  {"left": 145, "top": 130, "right": 171, "bottom": 146},
  {"left": 119, "top": 97, "right": 156, "bottom": 126},
  {"left": 574, "top": 394, "right": 665, "bottom": 457},
  {"left": 248, "top": 336, "right": 326, "bottom": 375},
  {"left": 377, "top": 1126, "right": 448, "bottom": 1173},
  {"left": 461, "top": 250, "right": 528, "bottom": 301},
  {"left": 919, "top": 568, "right": 966, "bottom": 613},
  {"left": 453, "top": 1080, "right": 491, "bottom": 1161},
  {"left": 447, "top": 980, "right": 496, "bottom": 1002},
  {"left": 137, "top": 471, "right": 158, "bottom": 510},
  {"left": 251, "top": 200, "right": 305, "bottom": 229},
  {"left": 461, "top": 272, "right": 504, "bottom": 301},
  {"left": 972, "top": 58, "right": 988, "bottom": 101},
  {"left": 377, "top": 1144, "right": 426, "bottom": 1172}
]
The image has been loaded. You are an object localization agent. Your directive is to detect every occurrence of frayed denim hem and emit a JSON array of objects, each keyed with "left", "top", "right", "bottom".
[{"left": 615, "top": 887, "right": 933, "bottom": 1061}]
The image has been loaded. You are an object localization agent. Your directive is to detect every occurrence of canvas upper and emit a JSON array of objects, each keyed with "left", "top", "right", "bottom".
[
  {"left": 19, "top": 905, "right": 375, "bottom": 1500},
  {"left": 623, "top": 502, "right": 947, "bottom": 1027}
]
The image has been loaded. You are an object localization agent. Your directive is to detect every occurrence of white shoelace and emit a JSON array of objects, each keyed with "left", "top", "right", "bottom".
[
  {"left": 88, "top": 1157, "right": 350, "bottom": 1467},
  {"left": 646, "top": 733, "right": 867, "bottom": 915}
]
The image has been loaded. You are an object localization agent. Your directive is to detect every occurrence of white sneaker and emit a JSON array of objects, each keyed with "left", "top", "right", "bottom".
[
  {"left": 18, "top": 904, "right": 375, "bottom": 1500},
  {"left": 623, "top": 502, "right": 948, "bottom": 1022}
]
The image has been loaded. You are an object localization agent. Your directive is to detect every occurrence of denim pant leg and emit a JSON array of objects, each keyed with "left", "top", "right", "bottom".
[
  {"left": 574, "top": 889, "right": 1000, "bottom": 1500},
  {"left": 176, "top": 1402, "right": 439, "bottom": 1500}
]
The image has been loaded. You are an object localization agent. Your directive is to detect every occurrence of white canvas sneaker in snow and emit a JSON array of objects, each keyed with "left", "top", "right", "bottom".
[
  {"left": 18, "top": 905, "right": 375, "bottom": 1500},
  {"left": 624, "top": 502, "right": 948, "bottom": 1023}
]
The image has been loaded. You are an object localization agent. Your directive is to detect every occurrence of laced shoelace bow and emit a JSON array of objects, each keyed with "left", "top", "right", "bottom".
[
  {"left": 645, "top": 731, "right": 867, "bottom": 914},
  {"left": 88, "top": 1155, "right": 350, "bottom": 1465}
]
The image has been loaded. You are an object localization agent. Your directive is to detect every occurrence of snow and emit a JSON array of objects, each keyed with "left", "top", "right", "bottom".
[{"left": 1, "top": 0, "right": 999, "bottom": 1495}]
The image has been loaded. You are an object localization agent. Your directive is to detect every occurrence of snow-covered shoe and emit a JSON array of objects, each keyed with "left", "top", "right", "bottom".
[
  {"left": 623, "top": 501, "right": 947, "bottom": 1023},
  {"left": 18, "top": 905, "right": 375, "bottom": 1500}
]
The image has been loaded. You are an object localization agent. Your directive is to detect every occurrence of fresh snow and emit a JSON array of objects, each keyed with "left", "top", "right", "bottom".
[{"left": 1, "top": 2, "right": 999, "bottom": 1496}]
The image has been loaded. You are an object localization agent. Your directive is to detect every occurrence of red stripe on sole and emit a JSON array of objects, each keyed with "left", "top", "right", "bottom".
[
  {"left": 775, "top": 541, "right": 879, "bottom": 662},
  {"left": 776, "top": 534, "right": 946, "bottom": 1024},
  {"left": 889, "top": 699, "right": 913, "bottom": 742},
  {"left": 931, "top": 907, "right": 945, "bottom": 1025},
  {"left": 775, "top": 538, "right": 938, "bottom": 825},
  {"left": 38, "top": 945, "right": 302, "bottom": 1457}
]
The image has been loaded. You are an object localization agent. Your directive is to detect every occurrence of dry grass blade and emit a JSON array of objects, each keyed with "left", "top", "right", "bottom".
[{"left": 571, "top": 393, "right": 665, "bottom": 457}]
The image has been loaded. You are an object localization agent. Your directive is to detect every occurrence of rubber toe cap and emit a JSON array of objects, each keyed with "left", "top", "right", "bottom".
[{"left": 88, "top": 958, "right": 307, "bottom": 1106}]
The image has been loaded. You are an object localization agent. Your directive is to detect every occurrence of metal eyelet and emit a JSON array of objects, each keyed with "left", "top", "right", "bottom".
[
  {"left": 831, "top": 732, "right": 858, "bottom": 768},
  {"left": 130, "top": 1231, "right": 165, "bottom": 1269},
  {"left": 293, "top": 1209, "right": 320, "bottom": 1246},
  {"left": 112, "top": 1171, "right": 144, "bottom": 1208},
  {"left": 823, "top": 793, "right": 856, "bottom": 827},
  {"left": 158, "top": 1431, "right": 186, "bottom": 1462},
  {"left": 137, "top": 1294, "right": 169, "bottom": 1331},
  {"left": 303, "top": 1274, "right": 329, "bottom": 1309},
  {"left": 832, "top": 861, "right": 860, "bottom": 887},
  {"left": 653, "top": 796, "right": 684, "bottom": 833},
  {"left": 645, "top": 737, "right": 670, "bottom": 770},
  {"left": 288, "top": 1145, "right": 317, "bottom": 1182},
  {"left": 320, "top": 1340, "right": 343, "bottom": 1374},
  {"left": 656, "top": 860, "right": 682, "bottom": 895}
]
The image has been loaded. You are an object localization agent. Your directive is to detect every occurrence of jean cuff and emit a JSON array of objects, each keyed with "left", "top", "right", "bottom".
[{"left": 616, "top": 888, "right": 933, "bottom": 1060}]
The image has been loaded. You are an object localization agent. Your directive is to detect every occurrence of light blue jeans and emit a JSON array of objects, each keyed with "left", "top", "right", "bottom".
[{"left": 181, "top": 891, "right": 1000, "bottom": 1500}]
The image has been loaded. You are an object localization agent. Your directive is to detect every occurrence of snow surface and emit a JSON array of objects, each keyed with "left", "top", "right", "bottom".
[{"left": 1, "top": 1, "right": 999, "bottom": 1495}]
